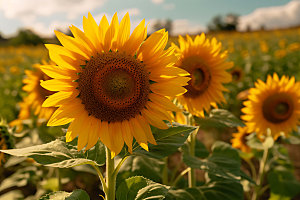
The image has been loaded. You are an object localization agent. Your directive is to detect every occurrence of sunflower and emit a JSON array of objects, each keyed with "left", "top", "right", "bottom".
[
  {"left": 40, "top": 13, "right": 190, "bottom": 157},
  {"left": 230, "top": 67, "right": 244, "bottom": 82},
  {"left": 172, "top": 33, "right": 233, "bottom": 117},
  {"left": 231, "top": 126, "right": 251, "bottom": 153},
  {"left": 10, "top": 63, "right": 56, "bottom": 131},
  {"left": 242, "top": 73, "right": 300, "bottom": 140}
]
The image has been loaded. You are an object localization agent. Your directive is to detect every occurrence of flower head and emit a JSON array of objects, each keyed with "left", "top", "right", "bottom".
[
  {"left": 41, "top": 13, "right": 189, "bottom": 156},
  {"left": 242, "top": 73, "right": 300, "bottom": 140},
  {"left": 231, "top": 126, "right": 251, "bottom": 153},
  {"left": 10, "top": 62, "right": 56, "bottom": 131},
  {"left": 172, "top": 33, "right": 233, "bottom": 117}
]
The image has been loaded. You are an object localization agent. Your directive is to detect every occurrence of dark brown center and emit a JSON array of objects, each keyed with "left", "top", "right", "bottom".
[
  {"left": 231, "top": 69, "right": 242, "bottom": 82},
  {"left": 78, "top": 51, "right": 150, "bottom": 122},
  {"left": 179, "top": 56, "right": 211, "bottom": 98},
  {"left": 262, "top": 93, "right": 293, "bottom": 124}
]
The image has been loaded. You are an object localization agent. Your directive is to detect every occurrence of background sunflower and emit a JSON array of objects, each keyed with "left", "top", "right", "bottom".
[
  {"left": 172, "top": 33, "right": 233, "bottom": 117},
  {"left": 242, "top": 73, "right": 300, "bottom": 140},
  {"left": 231, "top": 126, "right": 251, "bottom": 153},
  {"left": 9, "top": 62, "right": 56, "bottom": 131}
]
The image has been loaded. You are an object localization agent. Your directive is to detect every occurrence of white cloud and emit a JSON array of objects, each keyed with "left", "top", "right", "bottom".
[
  {"left": 147, "top": 19, "right": 205, "bottom": 35},
  {"left": 120, "top": 8, "right": 141, "bottom": 17},
  {"left": 0, "top": 0, "right": 107, "bottom": 22},
  {"left": 24, "top": 20, "right": 75, "bottom": 37},
  {"left": 151, "top": 0, "right": 164, "bottom": 4},
  {"left": 172, "top": 19, "right": 205, "bottom": 35},
  {"left": 163, "top": 3, "right": 175, "bottom": 10},
  {"left": 239, "top": 0, "right": 300, "bottom": 31}
]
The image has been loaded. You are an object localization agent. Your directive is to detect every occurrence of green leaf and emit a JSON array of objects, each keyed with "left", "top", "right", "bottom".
[
  {"left": 117, "top": 156, "right": 164, "bottom": 185},
  {"left": 116, "top": 176, "right": 169, "bottom": 200},
  {"left": 194, "top": 109, "right": 244, "bottom": 129},
  {"left": 39, "top": 189, "right": 90, "bottom": 200},
  {"left": 0, "top": 137, "right": 106, "bottom": 168},
  {"left": 166, "top": 181, "right": 243, "bottom": 200},
  {"left": 269, "top": 193, "right": 290, "bottom": 200},
  {"left": 195, "top": 140, "right": 209, "bottom": 159},
  {"left": 134, "top": 123, "right": 196, "bottom": 159},
  {"left": 268, "top": 169, "right": 300, "bottom": 198},
  {"left": 182, "top": 139, "right": 209, "bottom": 159},
  {"left": 183, "top": 141, "right": 241, "bottom": 181}
]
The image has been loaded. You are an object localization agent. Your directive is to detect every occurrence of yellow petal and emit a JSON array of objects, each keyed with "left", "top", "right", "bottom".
[
  {"left": 69, "top": 25, "right": 96, "bottom": 54},
  {"left": 121, "top": 120, "right": 133, "bottom": 153},
  {"left": 121, "top": 19, "right": 147, "bottom": 55},
  {"left": 83, "top": 12, "right": 101, "bottom": 51},
  {"left": 129, "top": 117, "right": 149, "bottom": 150},
  {"left": 149, "top": 93, "right": 181, "bottom": 111},
  {"left": 137, "top": 115, "right": 157, "bottom": 145},
  {"left": 85, "top": 117, "right": 100, "bottom": 150},
  {"left": 104, "top": 13, "right": 119, "bottom": 52},
  {"left": 47, "top": 99, "right": 83, "bottom": 126},
  {"left": 54, "top": 30, "right": 91, "bottom": 59},
  {"left": 43, "top": 91, "right": 79, "bottom": 107},
  {"left": 108, "top": 122, "right": 124, "bottom": 157},
  {"left": 41, "top": 79, "right": 78, "bottom": 92},
  {"left": 117, "top": 13, "right": 130, "bottom": 48},
  {"left": 39, "top": 64, "right": 76, "bottom": 79},
  {"left": 141, "top": 109, "right": 169, "bottom": 129}
]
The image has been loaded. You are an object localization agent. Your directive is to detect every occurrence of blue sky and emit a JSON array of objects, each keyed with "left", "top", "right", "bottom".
[{"left": 0, "top": 0, "right": 298, "bottom": 37}]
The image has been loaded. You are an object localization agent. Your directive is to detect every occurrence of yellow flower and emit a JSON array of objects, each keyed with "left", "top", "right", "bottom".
[
  {"left": 231, "top": 126, "right": 251, "bottom": 153},
  {"left": 274, "top": 49, "right": 287, "bottom": 59},
  {"left": 287, "top": 42, "right": 300, "bottom": 52},
  {"left": 259, "top": 40, "right": 269, "bottom": 53},
  {"left": 10, "top": 63, "right": 56, "bottom": 131},
  {"left": 172, "top": 33, "right": 233, "bottom": 117},
  {"left": 40, "top": 13, "right": 190, "bottom": 156},
  {"left": 242, "top": 73, "right": 300, "bottom": 140}
]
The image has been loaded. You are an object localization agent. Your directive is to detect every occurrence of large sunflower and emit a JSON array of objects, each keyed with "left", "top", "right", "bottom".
[
  {"left": 242, "top": 73, "right": 300, "bottom": 140},
  {"left": 231, "top": 126, "right": 251, "bottom": 153},
  {"left": 10, "top": 63, "right": 56, "bottom": 131},
  {"left": 40, "top": 13, "right": 190, "bottom": 156},
  {"left": 172, "top": 34, "right": 233, "bottom": 117}
]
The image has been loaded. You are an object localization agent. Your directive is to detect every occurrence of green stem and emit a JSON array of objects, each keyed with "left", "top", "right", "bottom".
[
  {"left": 244, "top": 158, "right": 257, "bottom": 181},
  {"left": 188, "top": 130, "right": 197, "bottom": 188},
  {"left": 252, "top": 147, "right": 269, "bottom": 200},
  {"left": 106, "top": 147, "right": 116, "bottom": 200},
  {"left": 162, "top": 157, "right": 169, "bottom": 185},
  {"left": 171, "top": 167, "right": 190, "bottom": 187},
  {"left": 56, "top": 168, "right": 61, "bottom": 191},
  {"left": 91, "top": 164, "right": 108, "bottom": 194}
]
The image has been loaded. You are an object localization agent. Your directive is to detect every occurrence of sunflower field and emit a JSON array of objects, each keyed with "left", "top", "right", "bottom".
[{"left": 0, "top": 13, "right": 300, "bottom": 200}]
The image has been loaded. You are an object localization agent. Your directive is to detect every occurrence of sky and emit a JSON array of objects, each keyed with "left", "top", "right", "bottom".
[{"left": 0, "top": 0, "right": 299, "bottom": 37}]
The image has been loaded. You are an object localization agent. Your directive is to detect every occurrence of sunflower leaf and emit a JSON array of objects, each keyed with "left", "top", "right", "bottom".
[
  {"left": 194, "top": 109, "right": 245, "bottom": 129},
  {"left": 268, "top": 169, "right": 300, "bottom": 198},
  {"left": 166, "top": 180, "right": 243, "bottom": 200},
  {"left": 39, "top": 189, "right": 90, "bottom": 200},
  {"left": 133, "top": 123, "right": 197, "bottom": 159},
  {"left": 116, "top": 176, "right": 169, "bottom": 200},
  {"left": 182, "top": 141, "right": 242, "bottom": 181},
  {"left": 0, "top": 137, "right": 106, "bottom": 168}
]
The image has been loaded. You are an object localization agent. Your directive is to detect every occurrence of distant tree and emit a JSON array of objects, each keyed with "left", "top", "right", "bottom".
[
  {"left": 207, "top": 13, "right": 239, "bottom": 32},
  {"left": 10, "top": 29, "right": 44, "bottom": 46},
  {"left": 153, "top": 19, "right": 173, "bottom": 35}
]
